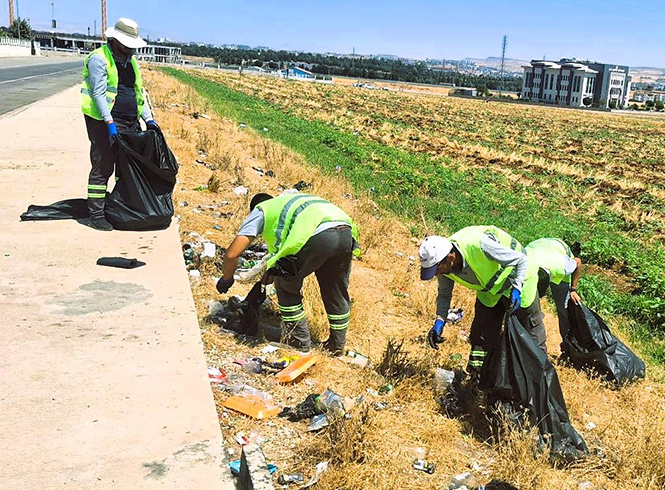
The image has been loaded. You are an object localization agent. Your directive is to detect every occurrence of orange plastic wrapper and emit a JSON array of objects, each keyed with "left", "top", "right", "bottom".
[
  {"left": 222, "top": 394, "right": 281, "bottom": 419},
  {"left": 275, "top": 354, "right": 318, "bottom": 383}
]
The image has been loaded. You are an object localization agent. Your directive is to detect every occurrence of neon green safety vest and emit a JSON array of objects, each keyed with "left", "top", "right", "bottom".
[
  {"left": 256, "top": 194, "right": 360, "bottom": 269},
  {"left": 446, "top": 225, "right": 539, "bottom": 308},
  {"left": 80, "top": 44, "right": 145, "bottom": 120},
  {"left": 525, "top": 238, "right": 573, "bottom": 285}
]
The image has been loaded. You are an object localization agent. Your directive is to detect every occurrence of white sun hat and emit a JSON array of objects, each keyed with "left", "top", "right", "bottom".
[
  {"left": 419, "top": 236, "right": 453, "bottom": 280},
  {"left": 105, "top": 18, "right": 147, "bottom": 49}
]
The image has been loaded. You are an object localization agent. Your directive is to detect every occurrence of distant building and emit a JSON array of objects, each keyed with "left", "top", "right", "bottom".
[
  {"left": 453, "top": 87, "right": 478, "bottom": 97},
  {"left": 34, "top": 33, "right": 181, "bottom": 64},
  {"left": 521, "top": 59, "right": 631, "bottom": 109},
  {"left": 134, "top": 45, "right": 182, "bottom": 64}
]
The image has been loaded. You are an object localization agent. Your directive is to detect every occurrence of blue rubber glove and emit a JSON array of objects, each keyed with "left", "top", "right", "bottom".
[
  {"left": 509, "top": 288, "right": 521, "bottom": 314},
  {"left": 146, "top": 119, "right": 160, "bottom": 131},
  {"left": 107, "top": 122, "right": 119, "bottom": 145},
  {"left": 216, "top": 276, "right": 235, "bottom": 294},
  {"left": 428, "top": 318, "right": 445, "bottom": 349}
]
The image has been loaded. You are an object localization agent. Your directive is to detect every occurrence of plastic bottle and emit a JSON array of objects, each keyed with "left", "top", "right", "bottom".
[
  {"left": 242, "top": 358, "right": 263, "bottom": 374},
  {"left": 315, "top": 389, "right": 345, "bottom": 416},
  {"left": 227, "top": 383, "right": 272, "bottom": 400},
  {"left": 433, "top": 368, "right": 455, "bottom": 395},
  {"left": 308, "top": 413, "right": 329, "bottom": 431}
]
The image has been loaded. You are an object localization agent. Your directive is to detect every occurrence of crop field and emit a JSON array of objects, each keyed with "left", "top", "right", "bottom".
[
  {"left": 146, "top": 66, "right": 665, "bottom": 490},
  {"left": 204, "top": 70, "right": 665, "bottom": 240}
]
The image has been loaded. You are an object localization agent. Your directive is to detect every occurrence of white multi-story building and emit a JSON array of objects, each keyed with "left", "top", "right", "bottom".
[{"left": 522, "top": 59, "right": 630, "bottom": 109}]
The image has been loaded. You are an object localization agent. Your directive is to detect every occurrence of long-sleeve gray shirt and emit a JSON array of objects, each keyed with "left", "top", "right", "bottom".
[
  {"left": 436, "top": 234, "right": 528, "bottom": 318},
  {"left": 87, "top": 44, "right": 152, "bottom": 123}
]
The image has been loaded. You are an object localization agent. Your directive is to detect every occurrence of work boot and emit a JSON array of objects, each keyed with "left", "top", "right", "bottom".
[
  {"left": 90, "top": 217, "right": 113, "bottom": 231},
  {"left": 322, "top": 329, "right": 346, "bottom": 357},
  {"left": 281, "top": 319, "right": 311, "bottom": 353}
]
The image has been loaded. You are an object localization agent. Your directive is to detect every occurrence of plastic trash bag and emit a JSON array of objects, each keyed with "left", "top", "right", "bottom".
[
  {"left": 563, "top": 302, "right": 645, "bottom": 386},
  {"left": 208, "top": 281, "right": 266, "bottom": 336},
  {"left": 20, "top": 198, "right": 89, "bottom": 221},
  {"left": 20, "top": 129, "right": 178, "bottom": 232},
  {"left": 480, "top": 315, "right": 588, "bottom": 463},
  {"left": 105, "top": 128, "right": 178, "bottom": 231}
]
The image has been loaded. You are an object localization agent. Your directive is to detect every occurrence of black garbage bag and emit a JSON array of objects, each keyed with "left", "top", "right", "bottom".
[
  {"left": 208, "top": 281, "right": 266, "bottom": 336},
  {"left": 20, "top": 129, "right": 178, "bottom": 232},
  {"left": 563, "top": 302, "right": 645, "bottom": 385},
  {"left": 480, "top": 315, "right": 588, "bottom": 463},
  {"left": 279, "top": 393, "right": 321, "bottom": 421},
  {"left": 105, "top": 129, "right": 178, "bottom": 231},
  {"left": 20, "top": 198, "right": 89, "bottom": 221}
]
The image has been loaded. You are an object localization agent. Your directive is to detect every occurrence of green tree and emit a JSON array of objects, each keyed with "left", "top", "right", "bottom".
[
  {"left": 655, "top": 100, "right": 664, "bottom": 111},
  {"left": 645, "top": 100, "right": 655, "bottom": 109},
  {"left": 8, "top": 18, "right": 33, "bottom": 39}
]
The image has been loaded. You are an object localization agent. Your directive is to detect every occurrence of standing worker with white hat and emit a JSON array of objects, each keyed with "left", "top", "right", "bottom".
[
  {"left": 80, "top": 18, "right": 158, "bottom": 231},
  {"left": 419, "top": 226, "right": 545, "bottom": 375}
]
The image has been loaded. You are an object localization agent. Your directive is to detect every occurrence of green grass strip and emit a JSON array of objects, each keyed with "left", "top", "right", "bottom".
[{"left": 162, "top": 67, "right": 665, "bottom": 368}]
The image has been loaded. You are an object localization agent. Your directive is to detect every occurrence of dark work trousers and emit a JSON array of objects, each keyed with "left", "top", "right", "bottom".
[
  {"left": 274, "top": 226, "right": 353, "bottom": 352},
  {"left": 84, "top": 115, "right": 140, "bottom": 219},
  {"left": 467, "top": 294, "right": 547, "bottom": 373}
]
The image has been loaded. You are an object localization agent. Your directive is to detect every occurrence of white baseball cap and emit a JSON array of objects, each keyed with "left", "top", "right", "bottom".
[
  {"left": 419, "top": 236, "right": 453, "bottom": 280},
  {"left": 105, "top": 18, "right": 147, "bottom": 49}
]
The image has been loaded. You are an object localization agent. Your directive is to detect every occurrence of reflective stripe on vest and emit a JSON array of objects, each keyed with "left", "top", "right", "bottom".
[
  {"left": 256, "top": 194, "right": 360, "bottom": 269},
  {"left": 80, "top": 44, "right": 144, "bottom": 120},
  {"left": 446, "top": 226, "right": 539, "bottom": 308},
  {"left": 525, "top": 238, "right": 573, "bottom": 285}
]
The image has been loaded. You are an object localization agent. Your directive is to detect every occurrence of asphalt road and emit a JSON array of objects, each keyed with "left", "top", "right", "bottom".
[{"left": 0, "top": 58, "right": 82, "bottom": 115}]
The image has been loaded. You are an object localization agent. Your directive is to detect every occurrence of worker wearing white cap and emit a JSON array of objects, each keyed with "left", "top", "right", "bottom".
[
  {"left": 80, "top": 18, "right": 158, "bottom": 231},
  {"left": 420, "top": 226, "right": 544, "bottom": 374}
]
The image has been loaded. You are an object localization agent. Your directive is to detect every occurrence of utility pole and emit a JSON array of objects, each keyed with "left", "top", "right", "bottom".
[
  {"left": 8, "top": 0, "right": 15, "bottom": 24},
  {"left": 16, "top": 0, "right": 20, "bottom": 40},
  {"left": 101, "top": 0, "right": 107, "bottom": 40},
  {"left": 499, "top": 35, "right": 507, "bottom": 95},
  {"left": 94, "top": 19, "right": 97, "bottom": 37}
]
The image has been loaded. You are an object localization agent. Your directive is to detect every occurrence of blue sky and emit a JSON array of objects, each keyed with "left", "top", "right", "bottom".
[{"left": 2, "top": 0, "right": 664, "bottom": 67}]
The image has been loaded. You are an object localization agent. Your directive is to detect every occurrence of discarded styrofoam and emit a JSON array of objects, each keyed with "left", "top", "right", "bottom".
[
  {"left": 201, "top": 242, "right": 216, "bottom": 258},
  {"left": 233, "top": 185, "right": 249, "bottom": 196}
]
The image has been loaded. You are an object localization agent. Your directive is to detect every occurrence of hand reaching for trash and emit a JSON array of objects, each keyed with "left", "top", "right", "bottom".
[
  {"left": 427, "top": 318, "right": 445, "bottom": 349},
  {"left": 509, "top": 288, "right": 521, "bottom": 314},
  {"left": 570, "top": 290, "right": 582, "bottom": 305}
]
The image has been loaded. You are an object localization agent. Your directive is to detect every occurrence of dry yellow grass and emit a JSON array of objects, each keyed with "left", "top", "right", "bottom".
[{"left": 143, "top": 66, "right": 665, "bottom": 490}]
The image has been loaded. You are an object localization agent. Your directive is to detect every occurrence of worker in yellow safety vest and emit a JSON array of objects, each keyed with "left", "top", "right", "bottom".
[
  {"left": 420, "top": 226, "right": 544, "bottom": 374},
  {"left": 80, "top": 18, "right": 157, "bottom": 231},
  {"left": 217, "top": 193, "right": 360, "bottom": 355},
  {"left": 526, "top": 238, "right": 582, "bottom": 349}
]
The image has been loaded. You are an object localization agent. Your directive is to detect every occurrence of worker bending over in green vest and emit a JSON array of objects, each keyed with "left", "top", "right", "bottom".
[
  {"left": 526, "top": 238, "right": 582, "bottom": 349},
  {"left": 420, "top": 226, "right": 544, "bottom": 374},
  {"left": 217, "top": 193, "right": 360, "bottom": 355},
  {"left": 80, "top": 18, "right": 158, "bottom": 231}
]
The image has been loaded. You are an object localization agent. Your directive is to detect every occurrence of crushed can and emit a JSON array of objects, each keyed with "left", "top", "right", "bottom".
[
  {"left": 413, "top": 459, "right": 436, "bottom": 474},
  {"left": 277, "top": 473, "right": 305, "bottom": 485}
]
